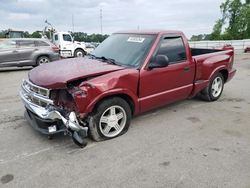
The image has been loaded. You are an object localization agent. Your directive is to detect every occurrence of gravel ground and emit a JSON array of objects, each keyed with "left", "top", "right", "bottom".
[{"left": 0, "top": 54, "right": 249, "bottom": 188}]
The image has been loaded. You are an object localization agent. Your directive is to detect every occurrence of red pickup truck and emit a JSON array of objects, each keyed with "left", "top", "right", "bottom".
[{"left": 20, "top": 30, "right": 236, "bottom": 147}]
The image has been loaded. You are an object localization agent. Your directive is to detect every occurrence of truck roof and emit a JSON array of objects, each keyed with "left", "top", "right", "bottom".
[
  {"left": 114, "top": 30, "right": 184, "bottom": 35},
  {"left": 5, "top": 38, "right": 49, "bottom": 40}
]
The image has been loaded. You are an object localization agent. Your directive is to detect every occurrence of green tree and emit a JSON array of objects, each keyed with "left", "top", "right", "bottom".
[
  {"left": 190, "top": 34, "right": 211, "bottom": 41},
  {"left": 210, "top": 0, "right": 250, "bottom": 40},
  {"left": 23, "top": 31, "right": 30, "bottom": 38},
  {"left": 31, "top": 31, "right": 41, "bottom": 38},
  {"left": 0, "top": 30, "right": 7, "bottom": 38},
  {"left": 71, "top": 32, "right": 108, "bottom": 42},
  {"left": 210, "top": 19, "right": 224, "bottom": 40}
]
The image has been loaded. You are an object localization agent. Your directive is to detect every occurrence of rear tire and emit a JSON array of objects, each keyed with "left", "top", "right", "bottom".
[
  {"left": 88, "top": 97, "right": 132, "bottom": 142},
  {"left": 36, "top": 56, "right": 50, "bottom": 66},
  {"left": 200, "top": 73, "right": 224, "bottom": 101}
]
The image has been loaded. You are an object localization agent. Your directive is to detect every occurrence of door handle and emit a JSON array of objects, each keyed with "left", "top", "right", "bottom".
[
  {"left": 183, "top": 66, "right": 190, "bottom": 72},
  {"left": 12, "top": 50, "right": 18, "bottom": 53}
]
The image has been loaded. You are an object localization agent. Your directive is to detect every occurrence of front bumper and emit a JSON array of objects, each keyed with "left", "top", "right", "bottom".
[
  {"left": 25, "top": 109, "right": 66, "bottom": 135},
  {"left": 19, "top": 79, "right": 87, "bottom": 135}
]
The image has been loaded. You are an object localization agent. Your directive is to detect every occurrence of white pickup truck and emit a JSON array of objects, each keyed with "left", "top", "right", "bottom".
[{"left": 52, "top": 32, "right": 93, "bottom": 58}]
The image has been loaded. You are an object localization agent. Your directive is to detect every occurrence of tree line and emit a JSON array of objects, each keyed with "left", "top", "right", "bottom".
[
  {"left": 0, "top": 30, "right": 109, "bottom": 43},
  {"left": 191, "top": 0, "right": 250, "bottom": 41}
]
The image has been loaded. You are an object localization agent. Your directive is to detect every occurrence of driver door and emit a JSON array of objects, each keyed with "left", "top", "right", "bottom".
[
  {"left": 60, "top": 34, "right": 74, "bottom": 57},
  {"left": 139, "top": 36, "right": 195, "bottom": 113}
]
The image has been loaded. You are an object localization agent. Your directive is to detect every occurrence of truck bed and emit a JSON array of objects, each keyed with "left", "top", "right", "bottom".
[{"left": 191, "top": 48, "right": 222, "bottom": 57}]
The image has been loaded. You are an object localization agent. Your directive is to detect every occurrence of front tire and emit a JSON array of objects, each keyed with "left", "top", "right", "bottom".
[
  {"left": 74, "top": 49, "right": 85, "bottom": 57},
  {"left": 88, "top": 97, "right": 132, "bottom": 141},
  {"left": 200, "top": 73, "right": 224, "bottom": 101}
]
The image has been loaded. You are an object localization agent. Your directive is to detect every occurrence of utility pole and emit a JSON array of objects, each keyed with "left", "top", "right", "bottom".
[
  {"left": 45, "top": 19, "right": 54, "bottom": 39},
  {"left": 72, "top": 14, "right": 75, "bottom": 33},
  {"left": 100, "top": 8, "right": 103, "bottom": 35}
]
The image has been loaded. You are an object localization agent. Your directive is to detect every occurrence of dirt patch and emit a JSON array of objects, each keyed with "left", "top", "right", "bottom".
[
  {"left": 1, "top": 174, "right": 14, "bottom": 184},
  {"left": 0, "top": 115, "right": 24, "bottom": 125},
  {"left": 159, "top": 161, "right": 170, "bottom": 167},
  {"left": 209, "top": 147, "right": 221, "bottom": 152},
  {"left": 13, "top": 122, "right": 23, "bottom": 130},
  {"left": 186, "top": 117, "right": 201, "bottom": 123},
  {"left": 220, "top": 98, "right": 245, "bottom": 102},
  {"left": 0, "top": 95, "right": 18, "bottom": 101},
  {"left": 223, "top": 129, "right": 242, "bottom": 138}
]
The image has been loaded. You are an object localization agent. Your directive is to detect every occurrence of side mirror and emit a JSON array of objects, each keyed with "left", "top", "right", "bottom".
[{"left": 148, "top": 55, "right": 169, "bottom": 70}]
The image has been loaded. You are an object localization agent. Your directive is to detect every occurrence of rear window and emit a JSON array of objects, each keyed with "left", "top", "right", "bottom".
[
  {"left": 18, "top": 40, "right": 35, "bottom": 47},
  {"left": 157, "top": 36, "right": 187, "bottom": 64},
  {"left": 36, "top": 41, "right": 50, "bottom": 47}
]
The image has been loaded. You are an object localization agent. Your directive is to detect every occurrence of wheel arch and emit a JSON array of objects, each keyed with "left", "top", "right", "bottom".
[
  {"left": 88, "top": 92, "right": 138, "bottom": 116},
  {"left": 35, "top": 54, "right": 50, "bottom": 65},
  {"left": 208, "top": 66, "right": 228, "bottom": 82},
  {"left": 219, "top": 69, "right": 229, "bottom": 83},
  {"left": 74, "top": 48, "right": 86, "bottom": 55}
]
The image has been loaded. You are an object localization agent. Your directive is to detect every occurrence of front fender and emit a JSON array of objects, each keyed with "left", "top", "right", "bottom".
[
  {"left": 85, "top": 88, "right": 139, "bottom": 114},
  {"left": 71, "top": 69, "right": 140, "bottom": 115}
]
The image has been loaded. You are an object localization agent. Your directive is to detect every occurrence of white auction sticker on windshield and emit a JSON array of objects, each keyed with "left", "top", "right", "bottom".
[{"left": 127, "top": 37, "right": 145, "bottom": 43}]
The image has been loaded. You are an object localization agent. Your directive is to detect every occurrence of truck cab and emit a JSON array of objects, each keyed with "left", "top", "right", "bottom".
[{"left": 52, "top": 32, "right": 88, "bottom": 58}]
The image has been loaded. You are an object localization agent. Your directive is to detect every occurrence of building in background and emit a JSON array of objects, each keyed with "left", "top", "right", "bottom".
[{"left": 5, "top": 29, "right": 24, "bottom": 38}]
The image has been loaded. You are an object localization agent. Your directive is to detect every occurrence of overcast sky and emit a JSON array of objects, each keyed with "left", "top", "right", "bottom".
[{"left": 0, "top": 0, "right": 225, "bottom": 38}]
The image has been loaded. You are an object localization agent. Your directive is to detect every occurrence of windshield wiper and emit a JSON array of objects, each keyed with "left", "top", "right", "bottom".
[
  {"left": 89, "top": 54, "right": 119, "bottom": 66},
  {"left": 88, "top": 54, "right": 97, "bottom": 59},
  {"left": 99, "top": 56, "right": 118, "bottom": 65}
]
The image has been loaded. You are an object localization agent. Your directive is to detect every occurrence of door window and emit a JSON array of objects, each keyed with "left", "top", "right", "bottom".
[
  {"left": 18, "top": 40, "right": 35, "bottom": 47},
  {"left": 156, "top": 37, "right": 187, "bottom": 64},
  {"left": 0, "top": 40, "right": 17, "bottom": 49},
  {"left": 63, "top": 34, "right": 72, "bottom": 42},
  {"left": 36, "top": 41, "right": 50, "bottom": 46}
]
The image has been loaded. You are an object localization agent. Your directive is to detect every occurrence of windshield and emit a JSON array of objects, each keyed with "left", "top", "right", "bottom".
[{"left": 91, "top": 34, "right": 155, "bottom": 68}]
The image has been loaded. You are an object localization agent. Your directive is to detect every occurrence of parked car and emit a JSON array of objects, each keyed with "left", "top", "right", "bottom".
[
  {"left": 0, "top": 38, "right": 59, "bottom": 68},
  {"left": 244, "top": 47, "right": 250, "bottom": 53},
  {"left": 20, "top": 30, "right": 236, "bottom": 147},
  {"left": 80, "top": 42, "right": 95, "bottom": 54},
  {"left": 91, "top": 42, "right": 100, "bottom": 48}
]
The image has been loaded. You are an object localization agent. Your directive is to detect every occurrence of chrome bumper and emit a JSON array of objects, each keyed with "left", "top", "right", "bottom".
[{"left": 19, "top": 80, "right": 87, "bottom": 133}]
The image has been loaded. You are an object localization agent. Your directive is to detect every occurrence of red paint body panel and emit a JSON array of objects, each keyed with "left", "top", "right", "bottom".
[
  {"left": 73, "top": 69, "right": 140, "bottom": 114},
  {"left": 28, "top": 30, "right": 236, "bottom": 116},
  {"left": 29, "top": 57, "right": 125, "bottom": 89}
]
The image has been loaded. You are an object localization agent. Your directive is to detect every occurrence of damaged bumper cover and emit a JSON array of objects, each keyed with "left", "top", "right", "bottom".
[{"left": 19, "top": 79, "right": 88, "bottom": 146}]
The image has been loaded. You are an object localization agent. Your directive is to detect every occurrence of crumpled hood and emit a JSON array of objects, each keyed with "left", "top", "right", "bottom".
[{"left": 29, "top": 57, "right": 125, "bottom": 89}]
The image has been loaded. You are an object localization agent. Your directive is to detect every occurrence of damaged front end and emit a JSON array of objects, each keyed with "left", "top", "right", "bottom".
[{"left": 20, "top": 79, "right": 88, "bottom": 147}]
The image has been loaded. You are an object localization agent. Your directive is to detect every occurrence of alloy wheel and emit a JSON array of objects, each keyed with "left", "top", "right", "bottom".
[{"left": 99, "top": 105, "right": 127, "bottom": 138}]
